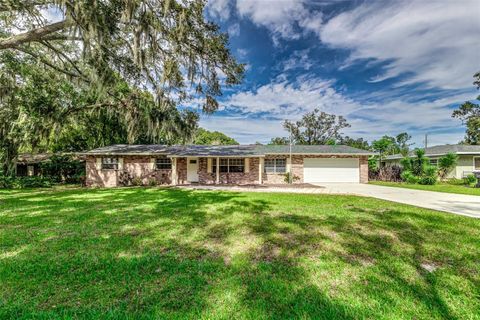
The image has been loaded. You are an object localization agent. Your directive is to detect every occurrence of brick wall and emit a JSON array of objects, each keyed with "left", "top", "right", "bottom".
[
  {"left": 86, "top": 154, "right": 369, "bottom": 187},
  {"left": 359, "top": 156, "right": 369, "bottom": 183},
  {"left": 86, "top": 155, "right": 189, "bottom": 187},
  {"left": 86, "top": 156, "right": 118, "bottom": 187}
]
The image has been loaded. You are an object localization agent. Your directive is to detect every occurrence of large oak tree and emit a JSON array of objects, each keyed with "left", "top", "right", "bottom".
[{"left": 0, "top": 0, "right": 244, "bottom": 173}]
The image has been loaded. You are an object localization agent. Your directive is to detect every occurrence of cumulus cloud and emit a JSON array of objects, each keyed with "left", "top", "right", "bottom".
[
  {"left": 227, "top": 23, "right": 240, "bottom": 37},
  {"left": 213, "top": 75, "right": 469, "bottom": 144},
  {"left": 319, "top": 0, "right": 480, "bottom": 89},
  {"left": 224, "top": 76, "right": 361, "bottom": 117},
  {"left": 281, "top": 49, "right": 313, "bottom": 71},
  {"left": 236, "top": 0, "right": 322, "bottom": 44},
  {"left": 206, "top": 0, "right": 231, "bottom": 21}
]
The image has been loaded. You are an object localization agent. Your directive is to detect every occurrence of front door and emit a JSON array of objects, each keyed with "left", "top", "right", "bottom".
[{"left": 187, "top": 157, "right": 199, "bottom": 182}]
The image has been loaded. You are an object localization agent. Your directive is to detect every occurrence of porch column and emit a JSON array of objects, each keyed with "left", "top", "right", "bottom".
[
  {"left": 216, "top": 156, "right": 220, "bottom": 184},
  {"left": 258, "top": 157, "right": 264, "bottom": 184},
  {"left": 172, "top": 157, "right": 177, "bottom": 185}
]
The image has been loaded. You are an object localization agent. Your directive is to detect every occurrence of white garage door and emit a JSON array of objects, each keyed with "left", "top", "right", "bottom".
[{"left": 303, "top": 158, "right": 360, "bottom": 183}]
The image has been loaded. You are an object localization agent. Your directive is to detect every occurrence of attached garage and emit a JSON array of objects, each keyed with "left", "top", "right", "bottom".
[{"left": 303, "top": 158, "right": 360, "bottom": 183}]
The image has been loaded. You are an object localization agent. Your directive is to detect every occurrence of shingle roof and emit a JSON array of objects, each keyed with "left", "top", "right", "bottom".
[
  {"left": 84, "top": 144, "right": 170, "bottom": 155},
  {"left": 385, "top": 144, "right": 480, "bottom": 160},
  {"left": 256, "top": 144, "right": 374, "bottom": 155},
  {"left": 85, "top": 144, "right": 375, "bottom": 156},
  {"left": 17, "top": 152, "right": 85, "bottom": 164}
]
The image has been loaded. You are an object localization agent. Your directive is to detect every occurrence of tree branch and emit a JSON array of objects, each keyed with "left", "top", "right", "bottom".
[{"left": 0, "top": 20, "right": 72, "bottom": 50}]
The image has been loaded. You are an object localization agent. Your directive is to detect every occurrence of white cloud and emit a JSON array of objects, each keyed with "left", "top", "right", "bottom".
[
  {"left": 319, "top": 0, "right": 480, "bottom": 89},
  {"left": 206, "top": 0, "right": 231, "bottom": 21},
  {"left": 236, "top": 0, "right": 322, "bottom": 44},
  {"left": 214, "top": 75, "right": 470, "bottom": 145},
  {"left": 224, "top": 76, "right": 361, "bottom": 117},
  {"left": 281, "top": 49, "right": 313, "bottom": 71},
  {"left": 227, "top": 23, "right": 240, "bottom": 37},
  {"left": 236, "top": 48, "right": 249, "bottom": 59}
]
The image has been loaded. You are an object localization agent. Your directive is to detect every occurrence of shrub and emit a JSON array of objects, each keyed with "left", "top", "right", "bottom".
[
  {"left": 284, "top": 172, "right": 300, "bottom": 183},
  {"left": 0, "top": 171, "right": 53, "bottom": 189},
  {"left": 446, "top": 178, "right": 464, "bottom": 185},
  {"left": 438, "top": 153, "right": 458, "bottom": 180},
  {"left": 417, "top": 165, "right": 438, "bottom": 185},
  {"left": 401, "top": 171, "right": 419, "bottom": 184},
  {"left": 39, "top": 155, "right": 85, "bottom": 184},
  {"left": 464, "top": 174, "right": 477, "bottom": 185},
  {"left": 418, "top": 176, "right": 437, "bottom": 185},
  {"left": 0, "top": 172, "right": 15, "bottom": 188},
  {"left": 132, "top": 177, "right": 144, "bottom": 186},
  {"left": 148, "top": 178, "right": 158, "bottom": 186},
  {"left": 16, "top": 176, "right": 53, "bottom": 188},
  {"left": 369, "top": 165, "right": 402, "bottom": 182}
]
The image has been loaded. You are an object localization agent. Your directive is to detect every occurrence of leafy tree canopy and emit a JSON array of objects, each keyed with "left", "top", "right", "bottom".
[
  {"left": 452, "top": 74, "right": 480, "bottom": 145},
  {"left": 0, "top": 0, "right": 244, "bottom": 173},
  {"left": 0, "top": 0, "right": 244, "bottom": 113},
  {"left": 273, "top": 109, "right": 350, "bottom": 145},
  {"left": 339, "top": 136, "right": 371, "bottom": 150},
  {"left": 372, "top": 132, "right": 412, "bottom": 160},
  {"left": 268, "top": 137, "right": 289, "bottom": 145},
  {"left": 192, "top": 128, "right": 238, "bottom": 145}
]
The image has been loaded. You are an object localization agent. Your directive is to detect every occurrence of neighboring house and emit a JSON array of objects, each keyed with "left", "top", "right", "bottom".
[
  {"left": 16, "top": 153, "right": 55, "bottom": 176},
  {"left": 84, "top": 144, "right": 374, "bottom": 187},
  {"left": 383, "top": 144, "right": 480, "bottom": 179},
  {"left": 16, "top": 153, "right": 85, "bottom": 177}
]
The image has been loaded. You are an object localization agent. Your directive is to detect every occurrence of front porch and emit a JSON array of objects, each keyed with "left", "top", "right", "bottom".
[{"left": 171, "top": 156, "right": 273, "bottom": 185}]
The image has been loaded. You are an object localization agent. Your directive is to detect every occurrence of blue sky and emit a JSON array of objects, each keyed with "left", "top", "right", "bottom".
[{"left": 200, "top": 0, "right": 480, "bottom": 147}]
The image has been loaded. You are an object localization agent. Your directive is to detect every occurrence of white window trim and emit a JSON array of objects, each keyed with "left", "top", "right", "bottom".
[
  {"left": 212, "top": 158, "right": 245, "bottom": 173},
  {"left": 101, "top": 157, "right": 119, "bottom": 170},
  {"left": 264, "top": 158, "right": 287, "bottom": 174},
  {"left": 155, "top": 157, "right": 172, "bottom": 170}
]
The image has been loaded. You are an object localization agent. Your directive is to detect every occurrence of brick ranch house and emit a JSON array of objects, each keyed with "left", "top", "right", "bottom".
[{"left": 84, "top": 144, "right": 374, "bottom": 187}]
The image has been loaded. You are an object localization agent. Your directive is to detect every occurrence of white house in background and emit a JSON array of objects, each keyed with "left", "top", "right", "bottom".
[{"left": 383, "top": 144, "right": 480, "bottom": 179}]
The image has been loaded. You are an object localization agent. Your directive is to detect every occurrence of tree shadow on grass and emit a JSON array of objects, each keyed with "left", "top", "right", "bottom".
[{"left": 0, "top": 188, "right": 479, "bottom": 319}]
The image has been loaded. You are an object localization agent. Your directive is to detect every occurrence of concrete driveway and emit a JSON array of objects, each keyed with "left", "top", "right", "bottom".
[{"left": 319, "top": 183, "right": 480, "bottom": 218}]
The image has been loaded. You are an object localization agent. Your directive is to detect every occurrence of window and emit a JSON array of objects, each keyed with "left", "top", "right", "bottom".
[
  {"left": 212, "top": 158, "right": 245, "bottom": 173},
  {"left": 102, "top": 157, "right": 118, "bottom": 170},
  {"left": 156, "top": 157, "right": 172, "bottom": 170},
  {"left": 475, "top": 157, "right": 480, "bottom": 171},
  {"left": 429, "top": 159, "right": 438, "bottom": 167},
  {"left": 264, "top": 158, "right": 287, "bottom": 173}
]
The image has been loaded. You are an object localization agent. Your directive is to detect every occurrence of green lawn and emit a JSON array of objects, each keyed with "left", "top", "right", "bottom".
[
  {"left": 1, "top": 187, "right": 479, "bottom": 319},
  {"left": 370, "top": 181, "right": 480, "bottom": 196}
]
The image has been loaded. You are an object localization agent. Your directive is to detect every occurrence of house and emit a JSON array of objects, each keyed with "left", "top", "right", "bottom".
[
  {"left": 84, "top": 144, "right": 374, "bottom": 187},
  {"left": 383, "top": 144, "right": 480, "bottom": 179},
  {"left": 16, "top": 153, "right": 54, "bottom": 176},
  {"left": 16, "top": 153, "right": 85, "bottom": 177}
]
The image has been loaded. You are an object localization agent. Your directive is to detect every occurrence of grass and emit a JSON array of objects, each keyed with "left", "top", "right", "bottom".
[
  {"left": 370, "top": 181, "right": 480, "bottom": 196},
  {"left": 1, "top": 187, "right": 479, "bottom": 319}
]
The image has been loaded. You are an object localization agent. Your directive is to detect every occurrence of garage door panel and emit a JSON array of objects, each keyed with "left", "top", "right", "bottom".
[{"left": 304, "top": 158, "right": 359, "bottom": 183}]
